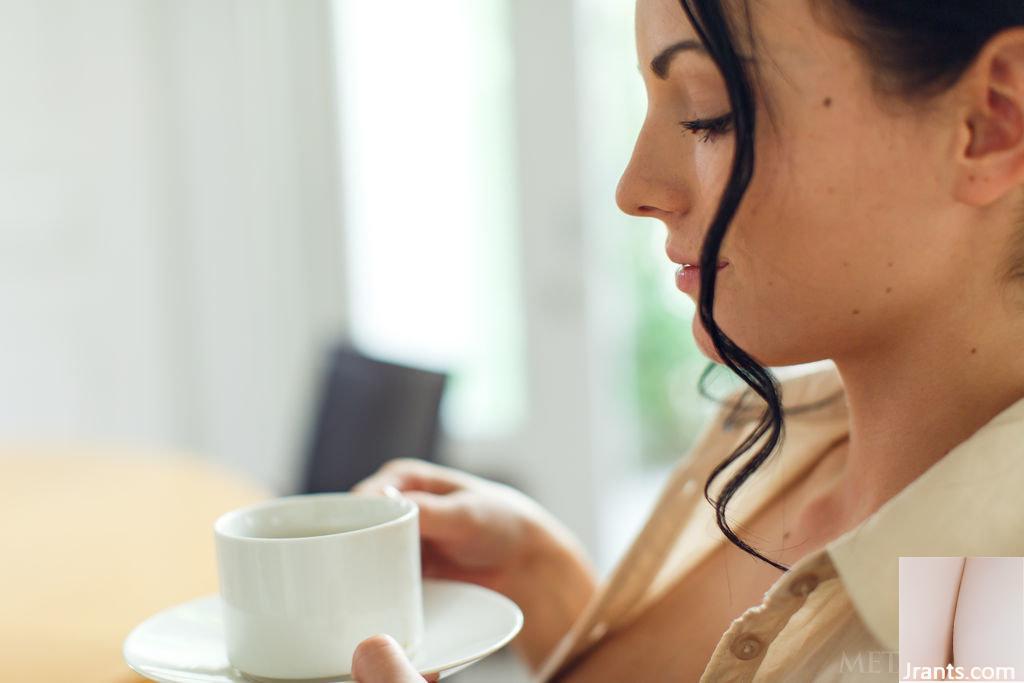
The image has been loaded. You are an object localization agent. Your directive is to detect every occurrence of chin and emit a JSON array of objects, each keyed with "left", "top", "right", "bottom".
[{"left": 693, "top": 315, "right": 725, "bottom": 364}]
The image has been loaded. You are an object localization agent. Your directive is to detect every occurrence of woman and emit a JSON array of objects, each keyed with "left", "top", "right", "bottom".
[{"left": 349, "top": 0, "right": 1024, "bottom": 680}]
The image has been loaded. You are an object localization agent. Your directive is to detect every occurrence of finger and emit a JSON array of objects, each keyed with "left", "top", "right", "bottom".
[
  {"left": 352, "top": 462, "right": 462, "bottom": 496},
  {"left": 351, "top": 471, "right": 407, "bottom": 495},
  {"left": 420, "top": 540, "right": 451, "bottom": 579},
  {"left": 400, "top": 490, "right": 474, "bottom": 543},
  {"left": 387, "top": 462, "right": 464, "bottom": 493},
  {"left": 351, "top": 474, "right": 401, "bottom": 495},
  {"left": 385, "top": 458, "right": 481, "bottom": 493},
  {"left": 421, "top": 549, "right": 503, "bottom": 589},
  {"left": 351, "top": 634, "right": 424, "bottom": 683}
]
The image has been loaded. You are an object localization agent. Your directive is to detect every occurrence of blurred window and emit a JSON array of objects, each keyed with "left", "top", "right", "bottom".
[{"left": 332, "top": 0, "right": 525, "bottom": 440}]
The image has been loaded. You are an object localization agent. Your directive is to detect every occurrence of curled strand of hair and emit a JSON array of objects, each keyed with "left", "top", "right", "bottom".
[
  {"left": 681, "top": 0, "right": 790, "bottom": 572},
  {"left": 704, "top": 405, "right": 789, "bottom": 573},
  {"left": 696, "top": 362, "right": 846, "bottom": 431}
]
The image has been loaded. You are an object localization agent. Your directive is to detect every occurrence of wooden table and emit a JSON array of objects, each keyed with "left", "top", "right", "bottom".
[{"left": 0, "top": 445, "right": 270, "bottom": 682}]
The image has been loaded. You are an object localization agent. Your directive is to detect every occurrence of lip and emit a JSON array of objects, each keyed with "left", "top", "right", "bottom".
[
  {"left": 665, "top": 248, "right": 729, "bottom": 269},
  {"left": 675, "top": 261, "right": 729, "bottom": 294}
]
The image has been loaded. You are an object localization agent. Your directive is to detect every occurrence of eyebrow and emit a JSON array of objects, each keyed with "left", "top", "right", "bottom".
[{"left": 644, "top": 39, "right": 756, "bottom": 80}]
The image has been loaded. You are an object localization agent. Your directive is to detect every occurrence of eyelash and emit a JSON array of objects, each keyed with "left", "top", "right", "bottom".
[{"left": 679, "top": 112, "right": 735, "bottom": 143}]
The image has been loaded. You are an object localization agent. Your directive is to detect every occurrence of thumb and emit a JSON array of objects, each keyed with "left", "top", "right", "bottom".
[{"left": 351, "top": 634, "right": 425, "bottom": 683}]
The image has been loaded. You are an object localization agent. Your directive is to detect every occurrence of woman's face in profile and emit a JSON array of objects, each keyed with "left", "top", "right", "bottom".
[{"left": 617, "top": 0, "right": 999, "bottom": 366}]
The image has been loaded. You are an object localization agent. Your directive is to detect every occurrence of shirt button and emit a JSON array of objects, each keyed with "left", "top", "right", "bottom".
[
  {"left": 730, "top": 634, "right": 763, "bottom": 660},
  {"left": 788, "top": 573, "right": 819, "bottom": 597}
]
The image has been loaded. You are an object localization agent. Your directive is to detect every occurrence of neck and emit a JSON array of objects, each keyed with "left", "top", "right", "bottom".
[{"left": 828, "top": 293, "right": 1024, "bottom": 527}]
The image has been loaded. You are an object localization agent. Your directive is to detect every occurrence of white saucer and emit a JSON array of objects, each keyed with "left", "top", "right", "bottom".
[{"left": 124, "top": 579, "right": 524, "bottom": 682}]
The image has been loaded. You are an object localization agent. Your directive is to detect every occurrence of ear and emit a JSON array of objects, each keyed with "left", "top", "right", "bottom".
[{"left": 953, "top": 28, "right": 1024, "bottom": 208}]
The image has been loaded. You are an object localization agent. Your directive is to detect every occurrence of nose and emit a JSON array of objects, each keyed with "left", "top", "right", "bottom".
[{"left": 615, "top": 119, "right": 690, "bottom": 221}]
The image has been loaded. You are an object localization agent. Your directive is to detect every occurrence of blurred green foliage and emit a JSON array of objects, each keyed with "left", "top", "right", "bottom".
[{"left": 627, "top": 235, "right": 721, "bottom": 466}]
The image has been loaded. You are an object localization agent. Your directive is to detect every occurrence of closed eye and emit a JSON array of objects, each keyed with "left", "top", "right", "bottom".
[{"left": 679, "top": 112, "right": 734, "bottom": 143}]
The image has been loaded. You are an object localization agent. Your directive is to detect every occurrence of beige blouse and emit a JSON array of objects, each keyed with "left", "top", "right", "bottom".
[{"left": 533, "top": 363, "right": 1024, "bottom": 682}]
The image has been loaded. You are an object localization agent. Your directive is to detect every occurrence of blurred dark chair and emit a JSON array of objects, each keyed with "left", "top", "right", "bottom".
[{"left": 299, "top": 342, "right": 448, "bottom": 494}]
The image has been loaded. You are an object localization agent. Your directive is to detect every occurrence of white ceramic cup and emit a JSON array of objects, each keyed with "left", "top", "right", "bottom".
[{"left": 213, "top": 492, "right": 423, "bottom": 680}]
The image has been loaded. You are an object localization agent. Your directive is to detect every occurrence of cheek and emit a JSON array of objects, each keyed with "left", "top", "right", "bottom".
[
  {"left": 694, "top": 137, "right": 734, "bottom": 191},
  {"left": 699, "top": 138, "right": 938, "bottom": 364}
]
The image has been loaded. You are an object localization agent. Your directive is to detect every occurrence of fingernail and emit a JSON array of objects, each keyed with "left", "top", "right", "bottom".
[{"left": 383, "top": 484, "right": 403, "bottom": 499}]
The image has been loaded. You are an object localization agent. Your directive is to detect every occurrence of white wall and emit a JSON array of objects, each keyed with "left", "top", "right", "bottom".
[
  {"left": 0, "top": 0, "right": 346, "bottom": 493},
  {"left": 0, "top": 1, "right": 181, "bottom": 444}
]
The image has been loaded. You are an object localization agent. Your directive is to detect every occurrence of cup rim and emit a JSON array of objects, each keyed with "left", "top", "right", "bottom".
[{"left": 213, "top": 491, "right": 417, "bottom": 543}]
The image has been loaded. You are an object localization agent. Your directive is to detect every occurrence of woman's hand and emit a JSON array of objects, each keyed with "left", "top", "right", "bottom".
[
  {"left": 352, "top": 457, "right": 571, "bottom": 593},
  {"left": 351, "top": 634, "right": 438, "bottom": 683},
  {"left": 351, "top": 458, "right": 598, "bottom": 672}
]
